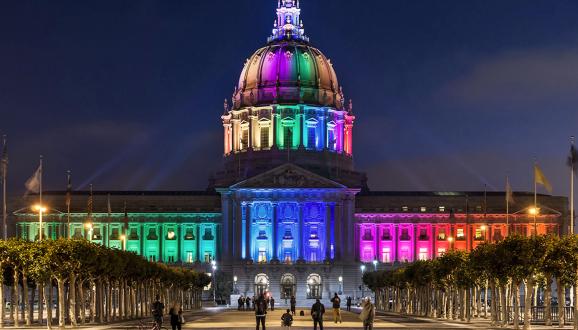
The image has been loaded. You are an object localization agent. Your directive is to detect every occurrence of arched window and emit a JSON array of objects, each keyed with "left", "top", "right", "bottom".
[
  {"left": 307, "top": 273, "right": 322, "bottom": 299},
  {"left": 280, "top": 273, "right": 296, "bottom": 299}
]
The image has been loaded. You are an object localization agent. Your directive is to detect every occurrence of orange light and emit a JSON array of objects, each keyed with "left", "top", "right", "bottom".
[{"left": 33, "top": 204, "right": 47, "bottom": 213}]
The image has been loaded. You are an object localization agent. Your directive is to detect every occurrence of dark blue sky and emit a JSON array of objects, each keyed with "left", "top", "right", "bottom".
[{"left": 1, "top": 0, "right": 578, "bottom": 196}]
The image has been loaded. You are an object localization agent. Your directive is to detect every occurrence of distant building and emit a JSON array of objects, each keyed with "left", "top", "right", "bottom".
[{"left": 13, "top": 0, "right": 567, "bottom": 305}]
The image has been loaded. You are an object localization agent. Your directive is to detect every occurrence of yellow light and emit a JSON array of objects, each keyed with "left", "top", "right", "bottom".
[
  {"left": 33, "top": 204, "right": 47, "bottom": 212},
  {"left": 167, "top": 231, "right": 175, "bottom": 239},
  {"left": 528, "top": 207, "right": 539, "bottom": 215},
  {"left": 480, "top": 225, "right": 487, "bottom": 231},
  {"left": 120, "top": 234, "right": 126, "bottom": 241},
  {"left": 84, "top": 223, "right": 93, "bottom": 229},
  {"left": 447, "top": 236, "right": 454, "bottom": 242}
]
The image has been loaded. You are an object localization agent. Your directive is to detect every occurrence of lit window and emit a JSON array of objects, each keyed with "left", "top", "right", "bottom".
[
  {"left": 381, "top": 247, "right": 391, "bottom": 263},
  {"left": 437, "top": 228, "right": 446, "bottom": 240},
  {"left": 456, "top": 228, "right": 465, "bottom": 240},
  {"left": 284, "top": 126, "right": 293, "bottom": 148},
  {"left": 402, "top": 206, "right": 409, "bottom": 212},
  {"left": 437, "top": 248, "right": 446, "bottom": 257},
  {"left": 186, "top": 251, "right": 194, "bottom": 263},
  {"left": 241, "top": 128, "right": 249, "bottom": 149},
  {"left": 420, "top": 206, "right": 427, "bottom": 212},
  {"left": 439, "top": 206, "right": 445, "bottom": 212},
  {"left": 475, "top": 228, "right": 483, "bottom": 240},
  {"left": 419, "top": 248, "right": 428, "bottom": 260},
  {"left": 260, "top": 126, "right": 269, "bottom": 148},
  {"left": 327, "top": 129, "right": 336, "bottom": 150},
  {"left": 307, "top": 126, "right": 316, "bottom": 148},
  {"left": 258, "top": 248, "right": 267, "bottom": 263}
]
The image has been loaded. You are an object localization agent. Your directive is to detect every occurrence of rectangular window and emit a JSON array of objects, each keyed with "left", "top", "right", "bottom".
[
  {"left": 258, "top": 248, "right": 267, "bottom": 263},
  {"left": 437, "top": 228, "right": 446, "bottom": 240},
  {"left": 327, "top": 129, "right": 336, "bottom": 150},
  {"left": 475, "top": 228, "right": 483, "bottom": 240},
  {"left": 362, "top": 228, "right": 373, "bottom": 241},
  {"left": 401, "top": 206, "right": 409, "bottom": 212},
  {"left": 400, "top": 247, "right": 410, "bottom": 262},
  {"left": 204, "top": 252, "right": 212, "bottom": 263},
  {"left": 186, "top": 251, "right": 194, "bottom": 263},
  {"left": 456, "top": 228, "right": 465, "bottom": 240},
  {"left": 400, "top": 228, "right": 410, "bottom": 241},
  {"left": 439, "top": 206, "right": 445, "bottom": 212},
  {"left": 310, "top": 251, "right": 317, "bottom": 262},
  {"left": 419, "top": 248, "right": 428, "bottom": 260},
  {"left": 167, "top": 255, "right": 175, "bottom": 263},
  {"left": 284, "top": 126, "right": 293, "bottom": 148},
  {"left": 419, "top": 228, "right": 428, "bottom": 240},
  {"left": 420, "top": 206, "right": 427, "bottom": 212},
  {"left": 260, "top": 126, "right": 269, "bottom": 148},
  {"left": 381, "top": 228, "right": 391, "bottom": 240},
  {"left": 241, "top": 128, "right": 249, "bottom": 149},
  {"left": 284, "top": 251, "right": 292, "bottom": 263},
  {"left": 381, "top": 247, "right": 391, "bottom": 263},
  {"left": 437, "top": 248, "right": 446, "bottom": 257},
  {"left": 363, "top": 247, "right": 373, "bottom": 261},
  {"left": 307, "top": 126, "right": 316, "bottom": 148}
]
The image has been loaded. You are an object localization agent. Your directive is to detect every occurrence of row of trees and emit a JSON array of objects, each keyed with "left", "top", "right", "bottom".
[
  {"left": 0, "top": 238, "right": 211, "bottom": 329},
  {"left": 363, "top": 235, "right": 578, "bottom": 330}
]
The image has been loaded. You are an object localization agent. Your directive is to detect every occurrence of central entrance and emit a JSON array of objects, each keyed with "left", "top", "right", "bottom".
[
  {"left": 254, "top": 273, "right": 270, "bottom": 296},
  {"left": 280, "top": 273, "right": 296, "bottom": 299}
]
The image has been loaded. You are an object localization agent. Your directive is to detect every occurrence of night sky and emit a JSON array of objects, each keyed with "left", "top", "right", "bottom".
[{"left": 1, "top": 0, "right": 578, "bottom": 197}]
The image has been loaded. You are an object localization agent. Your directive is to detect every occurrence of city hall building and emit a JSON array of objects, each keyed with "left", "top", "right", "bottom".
[{"left": 13, "top": 0, "right": 568, "bottom": 305}]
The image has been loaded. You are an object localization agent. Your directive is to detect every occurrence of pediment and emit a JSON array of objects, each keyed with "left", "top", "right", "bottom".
[{"left": 231, "top": 164, "right": 346, "bottom": 189}]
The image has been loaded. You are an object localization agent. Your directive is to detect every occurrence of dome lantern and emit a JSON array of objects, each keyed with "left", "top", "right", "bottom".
[{"left": 268, "top": 0, "right": 309, "bottom": 43}]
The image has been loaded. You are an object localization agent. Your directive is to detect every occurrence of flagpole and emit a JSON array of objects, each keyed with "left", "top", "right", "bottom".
[
  {"left": 2, "top": 135, "right": 7, "bottom": 240},
  {"left": 506, "top": 176, "right": 510, "bottom": 236},
  {"left": 66, "top": 170, "right": 71, "bottom": 239},
  {"left": 534, "top": 162, "right": 537, "bottom": 234},
  {"left": 39, "top": 155, "right": 43, "bottom": 241},
  {"left": 571, "top": 136, "right": 575, "bottom": 235}
]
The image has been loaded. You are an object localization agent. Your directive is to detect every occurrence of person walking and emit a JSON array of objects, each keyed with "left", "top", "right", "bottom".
[
  {"left": 290, "top": 295, "right": 296, "bottom": 315},
  {"left": 151, "top": 294, "right": 165, "bottom": 328},
  {"left": 330, "top": 293, "right": 342, "bottom": 323},
  {"left": 359, "top": 298, "right": 375, "bottom": 330},
  {"left": 238, "top": 296, "right": 244, "bottom": 311},
  {"left": 246, "top": 296, "right": 251, "bottom": 311},
  {"left": 346, "top": 296, "right": 352, "bottom": 311},
  {"left": 270, "top": 296, "right": 275, "bottom": 311},
  {"left": 310, "top": 298, "right": 325, "bottom": 330},
  {"left": 255, "top": 294, "right": 268, "bottom": 330},
  {"left": 169, "top": 305, "right": 182, "bottom": 330}
]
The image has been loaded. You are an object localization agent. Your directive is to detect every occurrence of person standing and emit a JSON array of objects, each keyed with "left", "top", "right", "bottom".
[
  {"left": 246, "top": 296, "right": 251, "bottom": 311},
  {"left": 255, "top": 294, "right": 268, "bottom": 330},
  {"left": 290, "top": 296, "right": 296, "bottom": 315},
  {"left": 270, "top": 296, "right": 275, "bottom": 311},
  {"left": 330, "top": 293, "right": 342, "bottom": 323},
  {"left": 238, "top": 296, "right": 244, "bottom": 311},
  {"left": 359, "top": 298, "right": 375, "bottom": 330},
  {"left": 346, "top": 296, "right": 352, "bottom": 311},
  {"left": 311, "top": 298, "right": 325, "bottom": 330},
  {"left": 169, "top": 305, "right": 183, "bottom": 330}
]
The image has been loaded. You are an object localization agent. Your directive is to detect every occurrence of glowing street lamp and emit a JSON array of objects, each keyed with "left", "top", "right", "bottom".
[
  {"left": 33, "top": 204, "right": 47, "bottom": 241},
  {"left": 120, "top": 234, "right": 126, "bottom": 251},
  {"left": 211, "top": 261, "right": 217, "bottom": 304},
  {"left": 372, "top": 259, "right": 378, "bottom": 271},
  {"left": 84, "top": 222, "right": 93, "bottom": 241},
  {"left": 360, "top": 265, "right": 366, "bottom": 298},
  {"left": 338, "top": 276, "right": 343, "bottom": 294},
  {"left": 448, "top": 236, "right": 454, "bottom": 250},
  {"left": 233, "top": 275, "right": 238, "bottom": 294},
  {"left": 529, "top": 207, "right": 540, "bottom": 234}
]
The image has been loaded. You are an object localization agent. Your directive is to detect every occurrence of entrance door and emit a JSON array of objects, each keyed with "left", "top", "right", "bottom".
[
  {"left": 280, "top": 273, "right": 296, "bottom": 299},
  {"left": 254, "top": 273, "right": 269, "bottom": 296}
]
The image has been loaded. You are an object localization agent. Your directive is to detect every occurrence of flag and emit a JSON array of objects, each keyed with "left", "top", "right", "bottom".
[
  {"left": 25, "top": 164, "right": 42, "bottom": 194},
  {"left": 0, "top": 135, "right": 7, "bottom": 184},
  {"left": 534, "top": 164, "right": 553, "bottom": 193},
  {"left": 568, "top": 144, "right": 578, "bottom": 175},
  {"left": 65, "top": 171, "right": 72, "bottom": 208},
  {"left": 505, "top": 177, "right": 515, "bottom": 204}
]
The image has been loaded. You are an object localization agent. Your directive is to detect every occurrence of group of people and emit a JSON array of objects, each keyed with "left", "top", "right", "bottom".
[
  {"left": 249, "top": 292, "right": 375, "bottom": 330},
  {"left": 237, "top": 294, "right": 276, "bottom": 311},
  {"left": 151, "top": 294, "right": 186, "bottom": 330}
]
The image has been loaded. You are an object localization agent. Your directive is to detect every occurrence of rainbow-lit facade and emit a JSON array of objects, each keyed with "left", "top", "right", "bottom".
[{"left": 13, "top": 0, "right": 568, "bottom": 305}]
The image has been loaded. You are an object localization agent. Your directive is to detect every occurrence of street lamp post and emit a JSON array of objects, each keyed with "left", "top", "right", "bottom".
[
  {"left": 233, "top": 276, "right": 238, "bottom": 294},
  {"left": 33, "top": 205, "right": 47, "bottom": 241},
  {"left": 85, "top": 222, "right": 93, "bottom": 241},
  {"left": 211, "top": 260, "right": 217, "bottom": 304},
  {"left": 338, "top": 276, "right": 343, "bottom": 295},
  {"left": 372, "top": 259, "right": 378, "bottom": 271},
  {"left": 120, "top": 234, "right": 126, "bottom": 251},
  {"left": 529, "top": 207, "right": 539, "bottom": 235},
  {"left": 448, "top": 236, "right": 454, "bottom": 250}
]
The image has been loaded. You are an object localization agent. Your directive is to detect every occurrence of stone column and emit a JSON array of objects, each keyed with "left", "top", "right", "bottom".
[
  {"left": 246, "top": 203, "right": 252, "bottom": 261},
  {"left": 431, "top": 224, "right": 436, "bottom": 259},
  {"left": 271, "top": 109, "right": 277, "bottom": 149},
  {"left": 240, "top": 201, "right": 246, "bottom": 259},
  {"left": 334, "top": 203, "right": 341, "bottom": 260},
  {"left": 394, "top": 224, "right": 399, "bottom": 262},
  {"left": 325, "top": 203, "right": 331, "bottom": 260},
  {"left": 248, "top": 112, "right": 254, "bottom": 150},
  {"left": 413, "top": 225, "right": 418, "bottom": 261},
  {"left": 298, "top": 204, "right": 304, "bottom": 261},
  {"left": 197, "top": 224, "right": 202, "bottom": 262},
  {"left": 299, "top": 112, "right": 305, "bottom": 148},
  {"left": 177, "top": 222, "right": 182, "bottom": 263},
  {"left": 158, "top": 224, "right": 163, "bottom": 263},
  {"left": 272, "top": 203, "right": 278, "bottom": 261},
  {"left": 375, "top": 224, "right": 379, "bottom": 262}
]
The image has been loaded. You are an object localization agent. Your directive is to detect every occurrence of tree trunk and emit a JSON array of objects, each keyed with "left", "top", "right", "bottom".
[
  {"left": 46, "top": 280, "right": 53, "bottom": 330},
  {"left": 0, "top": 277, "right": 4, "bottom": 328},
  {"left": 69, "top": 274, "right": 77, "bottom": 327},
  {"left": 119, "top": 280, "right": 124, "bottom": 320},
  {"left": 513, "top": 282, "right": 520, "bottom": 330},
  {"left": 466, "top": 287, "right": 472, "bottom": 323},
  {"left": 501, "top": 283, "right": 508, "bottom": 327},
  {"left": 90, "top": 281, "right": 96, "bottom": 323},
  {"left": 523, "top": 278, "right": 533, "bottom": 330},
  {"left": 38, "top": 282, "right": 44, "bottom": 327},
  {"left": 545, "top": 276, "right": 552, "bottom": 326},
  {"left": 29, "top": 282, "right": 35, "bottom": 325},
  {"left": 57, "top": 277, "right": 66, "bottom": 328},
  {"left": 78, "top": 281, "right": 85, "bottom": 325},
  {"left": 12, "top": 269, "right": 18, "bottom": 327},
  {"left": 574, "top": 275, "right": 578, "bottom": 330},
  {"left": 556, "top": 278, "right": 565, "bottom": 327},
  {"left": 23, "top": 272, "right": 30, "bottom": 325}
]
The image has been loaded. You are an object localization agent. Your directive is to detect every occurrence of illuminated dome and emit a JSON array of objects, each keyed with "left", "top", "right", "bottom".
[
  {"left": 233, "top": 42, "right": 343, "bottom": 110},
  {"left": 232, "top": 0, "right": 343, "bottom": 110}
]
